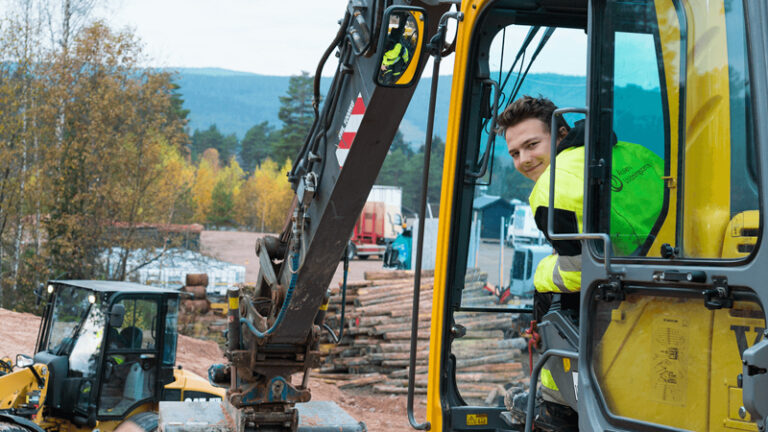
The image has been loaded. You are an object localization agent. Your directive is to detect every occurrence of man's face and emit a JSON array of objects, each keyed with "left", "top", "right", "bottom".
[{"left": 505, "top": 118, "right": 553, "bottom": 182}]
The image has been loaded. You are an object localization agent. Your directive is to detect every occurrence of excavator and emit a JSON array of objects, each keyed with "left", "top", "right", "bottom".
[
  {"left": 5, "top": 0, "right": 765, "bottom": 431},
  {"left": 165, "top": 0, "right": 768, "bottom": 431}
]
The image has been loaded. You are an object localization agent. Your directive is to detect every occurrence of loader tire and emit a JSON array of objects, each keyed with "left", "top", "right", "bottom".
[{"left": 114, "top": 411, "right": 158, "bottom": 432}]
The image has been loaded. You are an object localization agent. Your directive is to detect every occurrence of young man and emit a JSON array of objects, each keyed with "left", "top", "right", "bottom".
[
  {"left": 497, "top": 96, "right": 664, "bottom": 428},
  {"left": 499, "top": 95, "right": 664, "bottom": 295}
]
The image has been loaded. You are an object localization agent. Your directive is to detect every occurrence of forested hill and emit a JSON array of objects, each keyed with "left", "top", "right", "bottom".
[{"left": 172, "top": 68, "right": 588, "bottom": 144}]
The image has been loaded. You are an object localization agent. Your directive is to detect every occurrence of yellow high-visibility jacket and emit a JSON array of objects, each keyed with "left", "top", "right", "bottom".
[{"left": 529, "top": 135, "right": 664, "bottom": 293}]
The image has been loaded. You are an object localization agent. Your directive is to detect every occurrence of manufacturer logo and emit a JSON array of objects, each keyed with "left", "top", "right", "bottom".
[{"left": 611, "top": 175, "right": 623, "bottom": 192}]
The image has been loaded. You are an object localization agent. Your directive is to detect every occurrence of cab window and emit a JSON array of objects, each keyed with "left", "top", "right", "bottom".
[
  {"left": 449, "top": 10, "right": 587, "bottom": 407},
  {"left": 592, "top": 0, "right": 759, "bottom": 260},
  {"left": 588, "top": 1, "right": 763, "bottom": 430},
  {"left": 99, "top": 297, "right": 159, "bottom": 418}
]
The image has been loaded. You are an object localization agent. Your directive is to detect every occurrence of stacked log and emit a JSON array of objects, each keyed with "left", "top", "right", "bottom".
[
  {"left": 316, "top": 268, "right": 531, "bottom": 405},
  {"left": 177, "top": 273, "right": 228, "bottom": 346},
  {"left": 180, "top": 273, "right": 210, "bottom": 313}
]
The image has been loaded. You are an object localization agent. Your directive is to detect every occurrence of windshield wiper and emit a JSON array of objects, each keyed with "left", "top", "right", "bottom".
[{"left": 55, "top": 304, "right": 92, "bottom": 356}]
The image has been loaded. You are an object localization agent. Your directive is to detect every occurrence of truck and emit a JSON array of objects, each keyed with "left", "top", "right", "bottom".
[
  {"left": 499, "top": 204, "right": 552, "bottom": 302},
  {"left": 0, "top": 280, "right": 224, "bottom": 431},
  {"left": 347, "top": 185, "right": 403, "bottom": 260},
  {"left": 37, "top": 1, "right": 765, "bottom": 431},
  {"left": 506, "top": 205, "right": 546, "bottom": 247}
]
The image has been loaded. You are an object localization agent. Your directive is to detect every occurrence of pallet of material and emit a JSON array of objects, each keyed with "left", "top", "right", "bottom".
[{"left": 315, "top": 268, "right": 533, "bottom": 405}]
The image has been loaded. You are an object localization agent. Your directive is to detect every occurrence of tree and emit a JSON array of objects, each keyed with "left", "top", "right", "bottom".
[
  {"left": 209, "top": 180, "right": 234, "bottom": 226},
  {"left": 190, "top": 124, "right": 238, "bottom": 163},
  {"left": 240, "top": 121, "right": 275, "bottom": 172},
  {"left": 390, "top": 130, "right": 413, "bottom": 156},
  {"left": 234, "top": 158, "right": 293, "bottom": 232},
  {"left": 167, "top": 80, "right": 190, "bottom": 132},
  {"left": 40, "top": 22, "right": 190, "bottom": 282},
  {"left": 192, "top": 155, "right": 218, "bottom": 222},
  {"left": 274, "top": 72, "right": 315, "bottom": 163}
]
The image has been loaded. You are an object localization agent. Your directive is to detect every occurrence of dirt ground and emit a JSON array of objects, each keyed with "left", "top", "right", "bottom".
[
  {"left": 0, "top": 306, "right": 423, "bottom": 431},
  {"left": 0, "top": 231, "right": 420, "bottom": 431}
]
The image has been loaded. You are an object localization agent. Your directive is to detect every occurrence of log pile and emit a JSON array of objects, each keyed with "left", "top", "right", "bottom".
[
  {"left": 178, "top": 273, "right": 227, "bottom": 346},
  {"left": 316, "top": 268, "right": 531, "bottom": 405}
]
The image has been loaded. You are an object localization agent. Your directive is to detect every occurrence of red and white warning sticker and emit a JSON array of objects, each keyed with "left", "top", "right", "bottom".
[{"left": 336, "top": 94, "right": 365, "bottom": 168}]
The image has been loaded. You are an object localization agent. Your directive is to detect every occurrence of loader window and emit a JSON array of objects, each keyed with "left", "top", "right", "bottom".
[
  {"left": 591, "top": 0, "right": 759, "bottom": 260},
  {"left": 47, "top": 286, "right": 92, "bottom": 354},
  {"left": 99, "top": 297, "right": 159, "bottom": 418}
]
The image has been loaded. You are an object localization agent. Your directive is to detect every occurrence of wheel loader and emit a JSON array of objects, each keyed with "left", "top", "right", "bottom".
[{"left": 0, "top": 280, "right": 224, "bottom": 431}]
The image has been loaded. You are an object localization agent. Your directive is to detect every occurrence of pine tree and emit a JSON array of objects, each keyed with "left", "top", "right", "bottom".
[
  {"left": 274, "top": 71, "right": 316, "bottom": 163},
  {"left": 240, "top": 121, "right": 275, "bottom": 172},
  {"left": 190, "top": 124, "right": 238, "bottom": 163}
]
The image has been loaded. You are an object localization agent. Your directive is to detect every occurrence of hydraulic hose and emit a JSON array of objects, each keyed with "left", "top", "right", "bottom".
[
  {"left": 322, "top": 245, "right": 350, "bottom": 344},
  {"left": 291, "top": 12, "right": 352, "bottom": 180},
  {"left": 241, "top": 251, "right": 299, "bottom": 339}
]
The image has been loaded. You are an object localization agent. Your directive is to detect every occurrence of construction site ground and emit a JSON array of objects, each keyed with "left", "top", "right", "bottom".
[{"left": 0, "top": 231, "right": 421, "bottom": 431}]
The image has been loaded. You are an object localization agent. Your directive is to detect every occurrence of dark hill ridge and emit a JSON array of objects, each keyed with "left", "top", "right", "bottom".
[{"left": 172, "top": 68, "right": 660, "bottom": 149}]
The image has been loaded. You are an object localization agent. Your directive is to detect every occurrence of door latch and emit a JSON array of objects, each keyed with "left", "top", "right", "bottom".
[{"left": 702, "top": 276, "right": 733, "bottom": 310}]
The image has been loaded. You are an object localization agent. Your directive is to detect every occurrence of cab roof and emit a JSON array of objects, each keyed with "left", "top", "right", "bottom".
[{"left": 50, "top": 280, "right": 180, "bottom": 295}]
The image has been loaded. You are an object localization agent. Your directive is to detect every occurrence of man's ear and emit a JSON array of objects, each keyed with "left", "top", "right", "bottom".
[{"left": 557, "top": 126, "right": 569, "bottom": 140}]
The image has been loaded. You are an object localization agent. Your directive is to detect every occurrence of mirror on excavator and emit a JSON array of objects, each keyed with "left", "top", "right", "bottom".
[{"left": 375, "top": 6, "right": 426, "bottom": 87}]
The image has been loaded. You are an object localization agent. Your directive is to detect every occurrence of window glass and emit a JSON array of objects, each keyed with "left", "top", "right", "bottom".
[
  {"left": 607, "top": 30, "right": 667, "bottom": 257},
  {"left": 68, "top": 299, "right": 105, "bottom": 413},
  {"left": 591, "top": 292, "right": 764, "bottom": 430},
  {"left": 453, "top": 21, "right": 586, "bottom": 406},
  {"left": 108, "top": 298, "right": 158, "bottom": 350},
  {"left": 100, "top": 297, "right": 159, "bottom": 417},
  {"left": 47, "top": 286, "right": 91, "bottom": 354},
  {"left": 600, "top": 0, "right": 758, "bottom": 260},
  {"left": 163, "top": 298, "right": 179, "bottom": 366}
]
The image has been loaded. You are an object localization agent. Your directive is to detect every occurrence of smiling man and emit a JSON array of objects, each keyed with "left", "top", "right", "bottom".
[
  {"left": 496, "top": 96, "right": 664, "bottom": 430},
  {"left": 499, "top": 95, "right": 664, "bottom": 294},
  {"left": 497, "top": 96, "right": 664, "bottom": 426},
  {"left": 499, "top": 95, "right": 581, "bottom": 295}
]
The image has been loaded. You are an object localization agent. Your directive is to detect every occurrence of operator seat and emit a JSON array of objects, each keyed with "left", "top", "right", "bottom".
[{"left": 120, "top": 326, "right": 143, "bottom": 349}]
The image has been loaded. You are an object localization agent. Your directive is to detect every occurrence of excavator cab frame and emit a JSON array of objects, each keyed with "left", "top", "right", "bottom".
[{"left": 425, "top": 0, "right": 768, "bottom": 431}]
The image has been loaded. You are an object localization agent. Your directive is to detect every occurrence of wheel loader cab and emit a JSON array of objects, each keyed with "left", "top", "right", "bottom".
[{"left": 31, "top": 281, "right": 181, "bottom": 428}]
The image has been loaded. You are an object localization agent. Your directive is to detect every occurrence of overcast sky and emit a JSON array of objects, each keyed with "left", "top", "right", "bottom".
[
  {"left": 99, "top": 0, "right": 594, "bottom": 78},
  {"left": 104, "top": 0, "right": 351, "bottom": 76}
]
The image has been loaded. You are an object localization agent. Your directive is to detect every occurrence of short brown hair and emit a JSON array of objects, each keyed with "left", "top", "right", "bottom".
[{"left": 496, "top": 95, "right": 569, "bottom": 135}]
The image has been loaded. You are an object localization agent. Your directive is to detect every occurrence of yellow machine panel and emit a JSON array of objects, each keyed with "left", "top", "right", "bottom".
[{"left": 594, "top": 295, "right": 763, "bottom": 431}]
